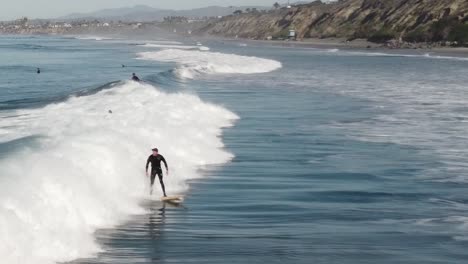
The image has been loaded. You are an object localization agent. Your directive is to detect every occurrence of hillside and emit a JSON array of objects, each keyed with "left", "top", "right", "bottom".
[{"left": 197, "top": 0, "right": 468, "bottom": 45}]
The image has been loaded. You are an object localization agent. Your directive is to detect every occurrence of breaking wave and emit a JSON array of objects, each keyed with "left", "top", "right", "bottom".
[
  {"left": 137, "top": 49, "right": 282, "bottom": 79},
  {"left": 0, "top": 81, "right": 238, "bottom": 264}
]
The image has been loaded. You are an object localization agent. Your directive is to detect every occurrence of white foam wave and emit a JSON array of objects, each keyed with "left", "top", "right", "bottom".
[
  {"left": 74, "top": 36, "right": 113, "bottom": 41},
  {"left": 337, "top": 50, "right": 468, "bottom": 61},
  {"left": 140, "top": 43, "right": 210, "bottom": 51},
  {"left": 0, "top": 82, "right": 238, "bottom": 264},
  {"left": 137, "top": 49, "right": 282, "bottom": 79},
  {"left": 413, "top": 215, "right": 468, "bottom": 240}
]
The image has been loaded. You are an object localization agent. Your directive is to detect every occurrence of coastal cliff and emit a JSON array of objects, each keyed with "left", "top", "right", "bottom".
[{"left": 197, "top": 0, "right": 468, "bottom": 45}]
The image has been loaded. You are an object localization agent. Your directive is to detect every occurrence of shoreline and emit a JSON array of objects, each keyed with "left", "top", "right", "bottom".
[
  {"left": 207, "top": 37, "right": 468, "bottom": 57},
  {"left": 3, "top": 31, "right": 468, "bottom": 58}
]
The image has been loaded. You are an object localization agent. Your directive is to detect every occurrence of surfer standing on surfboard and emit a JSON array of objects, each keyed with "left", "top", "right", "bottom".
[{"left": 145, "top": 148, "right": 169, "bottom": 196}]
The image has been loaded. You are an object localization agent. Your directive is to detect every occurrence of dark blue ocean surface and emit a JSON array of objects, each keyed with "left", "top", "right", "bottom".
[{"left": 1, "top": 35, "right": 468, "bottom": 264}]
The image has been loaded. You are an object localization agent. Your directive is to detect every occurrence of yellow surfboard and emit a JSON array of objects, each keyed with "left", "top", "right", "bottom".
[{"left": 161, "top": 195, "right": 184, "bottom": 203}]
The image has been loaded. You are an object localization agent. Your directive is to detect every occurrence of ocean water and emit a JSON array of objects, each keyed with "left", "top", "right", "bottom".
[{"left": 2, "top": 35, "right": 468, "bottom": 264}]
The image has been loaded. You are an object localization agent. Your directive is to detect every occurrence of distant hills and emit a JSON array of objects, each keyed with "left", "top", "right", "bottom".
[{"left": 57, "top": 5, "right": 269, "bottom": 22}]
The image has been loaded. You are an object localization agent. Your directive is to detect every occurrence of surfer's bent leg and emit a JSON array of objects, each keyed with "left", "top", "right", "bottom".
[{"left": 158, "top": 173, "right": 167, "bottom": 197}]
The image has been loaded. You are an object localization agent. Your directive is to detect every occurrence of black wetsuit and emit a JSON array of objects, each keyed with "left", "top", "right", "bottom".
[
  {"left": 132, "top": 75, "right": 141, "bottom": 81},
  {"left": 146, "top": 154, "right": 168, "bottom": 195}
]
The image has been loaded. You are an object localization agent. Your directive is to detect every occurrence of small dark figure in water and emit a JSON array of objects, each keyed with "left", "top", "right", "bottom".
[
  {"left": 37, "top": 68, "right": 40, "bottom": 74},
  {"left": 108, "top": 110, "right": 113, "bottom": 114},
  {"left": 122, "top": 64, "right": 125, "bottom": 68},
  {"left": 131, "top": 73, "right": 141, "bottom": 82}
]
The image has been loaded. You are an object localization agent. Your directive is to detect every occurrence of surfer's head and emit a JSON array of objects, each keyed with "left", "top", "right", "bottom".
[{"left": 152, "top": 148, "right": 159, "bottom": 155}]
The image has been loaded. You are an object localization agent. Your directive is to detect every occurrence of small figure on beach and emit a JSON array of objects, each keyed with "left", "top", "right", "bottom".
[{"left": 131, "top": 73, "right": 141, "bottom": 81}]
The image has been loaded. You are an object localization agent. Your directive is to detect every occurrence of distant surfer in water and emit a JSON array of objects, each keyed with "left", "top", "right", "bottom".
[
  {"left": 146, "top": 148, "right": 168, "bottom": 196},
  {"left": 37, "top": 68, "right": 40, "bottom": 74},
  {"left": 131, "top": 73, "right": 141, "bottom": 81}
]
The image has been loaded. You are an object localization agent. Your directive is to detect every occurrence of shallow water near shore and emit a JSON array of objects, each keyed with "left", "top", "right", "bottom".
[{"left": 2, "top": 35, "right": 468, "bottom": 264}]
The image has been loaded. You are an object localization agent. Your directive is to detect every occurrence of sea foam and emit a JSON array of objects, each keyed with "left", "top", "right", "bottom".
[
  {"left": 141, "top": 43, "right": 210, "bottom": 51},
  {"left": 137, "top": 49, "right": 282, "bottom": 79},
  {"left": 0, "top": 81, "right": 238, "bottom": 264},
  {"left": 74, "top": 36, "right": 114, "bottom": 41}
]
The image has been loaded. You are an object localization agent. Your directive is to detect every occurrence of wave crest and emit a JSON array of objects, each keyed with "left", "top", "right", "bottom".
[{"left": 137, "top": 49, "right": 282, "bottom": 79}]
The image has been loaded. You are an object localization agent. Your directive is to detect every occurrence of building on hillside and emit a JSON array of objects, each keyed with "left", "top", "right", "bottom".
[{"left": 288, "top": 29, "right": 296, "bottom": 40}]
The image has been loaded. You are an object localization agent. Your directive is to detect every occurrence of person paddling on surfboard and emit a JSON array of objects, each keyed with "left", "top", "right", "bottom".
[{"left": 146, "top": 148, "right": 168, "bottom": 196}]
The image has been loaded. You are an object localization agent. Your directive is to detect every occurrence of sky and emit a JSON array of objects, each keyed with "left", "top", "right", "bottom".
[{"left": 1, "top": 0, "right": 289, "bottom": 20}]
